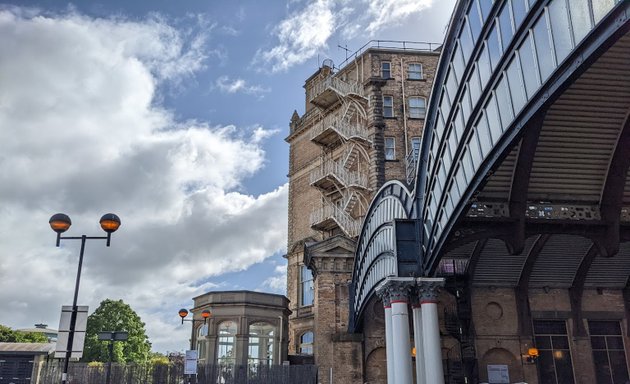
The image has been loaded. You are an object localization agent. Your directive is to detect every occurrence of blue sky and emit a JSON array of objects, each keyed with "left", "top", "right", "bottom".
[{"left": 0, "top": 0, "right": 455, "bottom": 353}]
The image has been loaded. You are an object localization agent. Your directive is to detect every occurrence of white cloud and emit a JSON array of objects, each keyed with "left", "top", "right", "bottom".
[
  {"left": 254, "top": 0, "right": 336, "bottom": 73},
  {"left": 0, "top": 9, "right": 287, "bottom": 353},
  {"left": 363, "top": 0, "right": 433, "bottom": 35},
  {"left": 215, "top": 75, "right": 270, "bottom": 96},
  {"left": 260, "top": 264, "right": 288, "bottom": 294},
  {"left": 254, "top": 0, "right": 436, "bottom": 72}
]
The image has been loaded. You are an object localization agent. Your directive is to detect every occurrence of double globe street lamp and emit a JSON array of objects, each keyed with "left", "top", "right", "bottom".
[
  {"left": 178, "top": 308, "right": 211, "bottom": 384},
  {"left": 49, "top": 213, "right": 121, "bottom": 384}
]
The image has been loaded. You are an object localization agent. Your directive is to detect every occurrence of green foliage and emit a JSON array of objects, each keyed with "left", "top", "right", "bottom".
[
  {"left": 149, "top": 352, "right": 170, "bottom": 366},
  {"left": 82, "top": 299, "right": 151, "bottom": 364},
  {"left": 0, "top": 324, "right": 48, "bottom": 343}
]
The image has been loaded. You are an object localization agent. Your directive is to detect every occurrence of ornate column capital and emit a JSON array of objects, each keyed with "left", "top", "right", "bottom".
[
  {"left": 376, "top": 277, "right": 416, "bottom": 304},
  {"left": 417, "top": 277, "right": 445, "bottom": 304}
]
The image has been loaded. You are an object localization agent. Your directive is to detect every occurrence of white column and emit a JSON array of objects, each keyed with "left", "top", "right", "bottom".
[
  {"left": 419, "top": 278, "right": 445, "bottom": 384},
  {"left": 377, "top": 283, "right": 396, "bottom": 384},
  {"left": 412, "top": 302, "right": 426, "bottom": 384},
  {"left": 384, "top": 304, "right": 395, "bottom": 384},
  {"left": 391, "top": 299, "right": 413, "bottom": 384}
]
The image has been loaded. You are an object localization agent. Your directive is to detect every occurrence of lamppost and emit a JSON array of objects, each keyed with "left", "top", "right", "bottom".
[
  {"left": 178, "top": 308, "right": 211, "bottom": 384},
  {"left": 49, "top": 213, "right": 121, "bottom": 384}
]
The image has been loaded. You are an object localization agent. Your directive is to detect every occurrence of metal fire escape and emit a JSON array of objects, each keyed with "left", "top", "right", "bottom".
[{"left": 308, "top": 65, "right": 371, "bottom": 238}]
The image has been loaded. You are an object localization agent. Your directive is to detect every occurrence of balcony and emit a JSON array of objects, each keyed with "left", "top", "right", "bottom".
[
  {"left": 311, "top": 112, "right": 371, "bottom": 147},
  {"left": 310, "top": 160, "right": 368, "bottom": 193},
  {"left": 310, "top": 201, "right": 361, "bottom": 238},
  {"left": 309, "top": 77, "right": 366, "bottom": 109}
]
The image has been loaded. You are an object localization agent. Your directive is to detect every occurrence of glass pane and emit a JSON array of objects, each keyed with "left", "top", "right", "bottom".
[
  {"left": 589, "top": 320, "right": 622, "bottom": 335},
  {"left": 462, "top": 149, "right": 474, "bottom": 180},
  {"left": 460, "top": 21, "right": 474, "bottom": 62},
  {"left": 518, "top": 33, "right": 541, "bottom": 99},
  {"left": 536, "top": 335, "right": 552, "bottom": 349},
  {"left": 549, "top": 0, "right": 573, "bottom": 64},
  {"left": 461, "top": 87, "right": 472, "bottom": 122},
  {"left": 533, "top": 12, "right": 556, "bottom": 80},
  {"left": 512, "top": 0, "right": 528, "bottom": 28},
  {"left": 468, "top": 133, "right": 483, "bottom": 168},
  {"left": 495, "top": 75, "right": 514, "bottom": 129},
  {"left": 538, "top": 350, "right": 558, "bottom": 383},
  {"left": 534, "top": 320, "right": 567, "bottom": 334},
  {"left": 607, "top": 336, "right": 625, "bottom": 350},
  {"left": 478, "top": 44, "right": 492, "bottom": 87},
  {"left": 468, "top": 1, "right": 483, "bottom": 40},
  {"left": 552, "top": 335, "right": 569, "bottom": 349},
  {"left": 569, "top": 0, "right": 592, "bottom": 43},
  {"left": 436, "top": 111, "right": 445, "bottom": 142},
  {"left": 476, "top": 113, "right": 492, "bottom": 156},
  {"left": 499, "top": 2, "right": 514, "bottom": 50},
  {"left": 454, "top": 108, "right": 465, "bottom": 140},
  {"left": 506, "top": 55, "right": 526, "bottom": 113},
  {"left": 610, "top": 350, "right": 630, "bottom": 383},
  {"left": 593, "top": 0, "right": 615, "bottom": 24},
  {"left": 453, "top": 44, "right": 465, "bottom": 83},
  {"left": 591, "top": 336, "right": 607, "bottom": 350},
  {"left": 593, "top": 350, "right": 612, "bottom": 384},
  {"left": 488, "top": 23, "right": 503, "bottom": 69},
  {"left": 448, "top": 126, "right": 458, "bottom": 159},
  {"left": 442, "top": 87, "right": 452, "bottom": 114},
  {"left": 479, "top": 0, "right": 493, "bottom": 21},
  {"left": 446, "top": 68, "right": 458, "bottom": 106},
  {"left": 469, "top": 65, "right": 482, "bottom": 105},
  {"left": 554, "top": 349, "right": 575, "bottom": 384},
  {"left": 485, "top": 96, "right": 502, "bottom": 144}
]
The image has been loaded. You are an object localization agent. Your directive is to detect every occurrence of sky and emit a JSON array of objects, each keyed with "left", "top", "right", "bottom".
[{"left": 0, "top": 0, "right": 455, "bottom": 354}]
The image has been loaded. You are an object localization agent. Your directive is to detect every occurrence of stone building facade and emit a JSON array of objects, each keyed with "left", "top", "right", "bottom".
[{"left": 285, "top": 43, "right": 439, "bottom": 383}]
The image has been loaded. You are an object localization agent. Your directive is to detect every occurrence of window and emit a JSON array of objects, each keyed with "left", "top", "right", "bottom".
[
  {"left": 217, "top": 321, "right": 238, "bottom": 366},
  {"left": 411, "top": 137, "right": 421, "bottom": 160},
  {"left": 533, "top": 320, "right": 576, "bottom": 384},
  {"left": 300, "top": 265, "right": 314, "bottom": 306},
  {"left": 408, "top": 63, "right": 423, "bottom": 79},
  {"left": 381, "top": 61, "right": 391, "bottom": 79},
  {"left": 299, "top": 331, "right": 314, "bottom": 355},
  {"left": 408, "top": 97, "right": 426, "bottom": 119},
  {"left": 383, "top": 96, "right": 394, "bottom": 117},
  {"left": 248, "top": 322, "right": 275, "bottom": 367},
  {"left": 197, "top": 324, "right": 208, "bottom": 360},
  {"left": 385, "top": 137, "right": 396, "bottom": 160},
  {"left": 589, "top": 320, "right": 630, "bottom": 384}
]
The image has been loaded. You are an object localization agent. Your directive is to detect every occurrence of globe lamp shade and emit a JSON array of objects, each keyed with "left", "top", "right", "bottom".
[
  {"left": 178, "top": 308, "right": 189, "bottom": 319},
  {"left": 201, "top": 310, "right": 211, "bottom": 319},
  {"left": 99, "top": 213, "right": 121, "bottom": 233},
  {"left": 49, "top": 213, "right": 72, "bottom": 233}
]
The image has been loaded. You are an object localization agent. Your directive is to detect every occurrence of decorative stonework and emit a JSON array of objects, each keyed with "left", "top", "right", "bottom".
[{"left": 417, "top": 277, "right": 445, "bottom": 304}]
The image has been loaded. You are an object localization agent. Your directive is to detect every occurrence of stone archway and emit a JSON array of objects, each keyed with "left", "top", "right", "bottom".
[
  {"left": 364, "top": 347, "right": 387, "bottom": 384},
  {"left": 479, "top": 347, "right": 521, "bottom": 383}
]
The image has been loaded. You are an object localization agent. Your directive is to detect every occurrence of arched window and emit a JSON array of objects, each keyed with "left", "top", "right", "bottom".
[
  {"left": 217, "top": 321, "right": 237, "bottom": 366},
  {"left": 197, "top": 324, "right": 208, "bottom": 360},
  {"left": 299, "top": 331, "right": 313, "bottom": 355},
  {"left": 248, "top": 322, "right": 276, "bottom": 367}
]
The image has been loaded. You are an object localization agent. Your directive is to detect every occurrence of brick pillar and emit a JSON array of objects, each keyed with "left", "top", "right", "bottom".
[{"left": 365, "top": 77, "right": 387, "bottom": 191}]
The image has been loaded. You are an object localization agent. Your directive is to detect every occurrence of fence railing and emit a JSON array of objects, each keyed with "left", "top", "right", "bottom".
[{"left": 6, "top": 360, "right": 317, "bottom": 384}]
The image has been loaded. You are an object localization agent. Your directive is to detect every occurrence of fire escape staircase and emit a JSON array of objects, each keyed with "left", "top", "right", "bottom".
[
  {"left": 443, "top": 274, "right": 478, "bottom": 384},
  {"left": 309, "top": 197, "right": 361, "bottom": 238},
  {"left": 309, "top": 76, "right": 367, "bottom": 110},
  {"left": 310, "top": 109, "right": 371, "bottom": 147}
]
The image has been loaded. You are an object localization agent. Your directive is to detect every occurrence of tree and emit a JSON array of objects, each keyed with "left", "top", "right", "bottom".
[
  {"left": 0, "top": 324, "right": 48, "bottom": 343},
  {"left": 82, "top": 299, "right": 151, "bottom": 363}
]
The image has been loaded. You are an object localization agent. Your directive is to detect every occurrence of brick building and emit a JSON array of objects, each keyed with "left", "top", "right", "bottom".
[{"left": 285, "top": 42, "right": 439, "bottom": 383}]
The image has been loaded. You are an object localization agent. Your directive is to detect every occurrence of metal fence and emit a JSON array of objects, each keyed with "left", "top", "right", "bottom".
[{"left": 5, "top": 361, "right": 317, "bottom": 384}]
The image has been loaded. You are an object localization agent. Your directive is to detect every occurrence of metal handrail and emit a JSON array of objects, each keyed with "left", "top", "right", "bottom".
[
  {"left": 336, "top": 40, "right": 442, "bottom": 69},
  {"left": 310, "top": 201, "right": 361, "bottom": 238},
  {"left": 310, "top": 159, "right": 368, "bottom": 189},
  {"left": 309, "top": 76, "right": 365, "bottom": 104},
  {"left": 310, "top": 110, "right": 370, "bottom": 143}
]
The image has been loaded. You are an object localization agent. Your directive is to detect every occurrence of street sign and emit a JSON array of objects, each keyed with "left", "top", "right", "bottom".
[
  {"left": 54, "top": 306, "right": 88, "bottom": 359},
  {"left": 184, "top": 350, "right": 198, "bottom": 375}
]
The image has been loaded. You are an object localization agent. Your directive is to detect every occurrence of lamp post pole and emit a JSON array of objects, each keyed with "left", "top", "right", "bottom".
[
  {"left": 178, "top": 309, "right": 211, "bottom": 384},
  {"left": 49, "top": 213, "right": 121, "bottom": 384}
]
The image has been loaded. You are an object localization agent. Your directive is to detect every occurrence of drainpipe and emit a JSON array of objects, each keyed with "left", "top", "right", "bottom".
[
  {"left": 401, "top": 58, "right": 409, "bottom": 157},
  {"left": 278, "top": 315, "right": 283, "bottom": 364}
]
